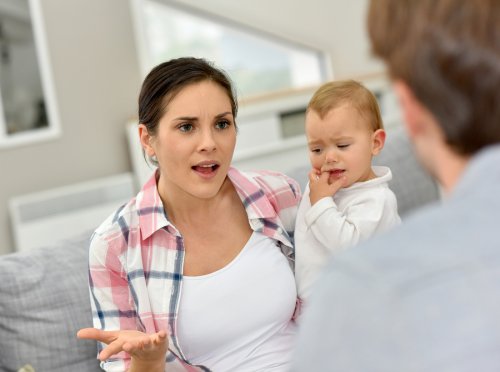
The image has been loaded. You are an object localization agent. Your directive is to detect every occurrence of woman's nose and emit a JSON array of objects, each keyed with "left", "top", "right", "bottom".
[{"left": 198, "top": 129, "right": 216, "bottom": 152}]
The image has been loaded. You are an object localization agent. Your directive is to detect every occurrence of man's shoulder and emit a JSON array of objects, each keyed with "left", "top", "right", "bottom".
[
  {"left": 320, "top": 196, "right": 498, "bottom": 291},
  {"left": 297, "top": 196, "right": 500, "bottom": 372}
]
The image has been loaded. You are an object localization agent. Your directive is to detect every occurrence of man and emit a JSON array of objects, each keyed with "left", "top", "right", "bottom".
[{"left": 292, "top": 0, "right": 500, "bottom": 371}]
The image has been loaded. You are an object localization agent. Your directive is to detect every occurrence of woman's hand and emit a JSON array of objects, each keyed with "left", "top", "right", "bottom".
[
  {"left": 77, "top": 328, "right": 168, "bottom": 370},
  {"left": 308, "top": 168, "right": 347, "bottom": 206}
]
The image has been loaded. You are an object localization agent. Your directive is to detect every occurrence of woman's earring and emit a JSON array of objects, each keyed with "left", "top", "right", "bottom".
[{"left": 149, "top": 154, "right": 158, "bottom": 166}]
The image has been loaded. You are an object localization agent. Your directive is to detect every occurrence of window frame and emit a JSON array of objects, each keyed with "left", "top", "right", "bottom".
[
  {"left": 129, "top": 0, "right": 333, "bottom": 102},
  {"left": 0, "top": 0, "right": 61, "bottom": 149}
]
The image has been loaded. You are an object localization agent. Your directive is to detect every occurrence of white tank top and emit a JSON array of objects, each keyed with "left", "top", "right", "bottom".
[{"left": 177, "top": 232, "right": 297, "bottom": 372}]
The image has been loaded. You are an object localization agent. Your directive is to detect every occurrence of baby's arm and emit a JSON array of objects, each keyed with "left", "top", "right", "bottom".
[{"left": 305, "top": 194, "right": 388, "bottom": 253}]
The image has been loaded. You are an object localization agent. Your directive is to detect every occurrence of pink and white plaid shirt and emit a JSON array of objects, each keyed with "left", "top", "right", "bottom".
[{"left": 88, "top": 167, "right": 301, "bottom": 371}]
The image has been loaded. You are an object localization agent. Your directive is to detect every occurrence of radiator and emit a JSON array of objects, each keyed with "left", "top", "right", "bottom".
[{"left": 9, "top": 173, "right": 135, "bottom": 252}]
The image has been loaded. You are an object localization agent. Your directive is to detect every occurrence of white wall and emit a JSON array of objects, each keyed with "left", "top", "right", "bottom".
[
  {"left": 0, "top": 0, "right": 141, "bottom": 254},
  {"left": 0, "top": 0, "right": 383, "bottom": 255}
]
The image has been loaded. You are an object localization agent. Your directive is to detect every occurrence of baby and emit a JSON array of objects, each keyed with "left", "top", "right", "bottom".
[{"left": 295, "top": 80, "right": 401, "bottom": 302}]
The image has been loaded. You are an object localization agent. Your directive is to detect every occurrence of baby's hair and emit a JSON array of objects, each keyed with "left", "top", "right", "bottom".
[{"left": 307, "top": 80, "right": 383, "bottom": 131}]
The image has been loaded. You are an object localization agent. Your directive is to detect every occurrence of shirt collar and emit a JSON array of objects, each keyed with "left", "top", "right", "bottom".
[
  {"left": 227, "top": 167, "right": 278, "bottom": 220},
  {"left": 137, "top": 170, "right": 170, "bottom": 240},
  {"left": 137, "top": 167, "right": 278, "bottom": 240},
  {"left": 453, "top": 144, "right": 500, "bottom": 199}
]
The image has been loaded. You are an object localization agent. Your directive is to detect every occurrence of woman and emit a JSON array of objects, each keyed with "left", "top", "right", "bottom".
[{"left": 78, "top": 57, "right": 301, "bottom": 372}]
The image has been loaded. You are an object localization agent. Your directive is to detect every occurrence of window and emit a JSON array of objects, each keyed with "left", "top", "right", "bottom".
[
  {"left": 0, "top": 0, "right": 60, "bottom": 148},
  {"left": 131, "top": 0, "right": 330, "bottom": 99}
]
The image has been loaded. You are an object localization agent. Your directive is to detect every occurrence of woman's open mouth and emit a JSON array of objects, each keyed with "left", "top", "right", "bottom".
[{"left": 192, "top": 163, "right": 220, "bottom": 177}]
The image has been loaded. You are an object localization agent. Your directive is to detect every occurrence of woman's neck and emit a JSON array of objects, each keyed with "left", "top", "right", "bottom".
[{"left": 158, "top": 176, "right": 236, "bottom": 226}]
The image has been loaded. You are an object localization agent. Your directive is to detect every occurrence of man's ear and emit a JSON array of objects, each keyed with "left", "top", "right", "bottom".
[
  {"left": 371, "top": 129, "right": 386, "bottom": 156},
  {"left": 392, "top": 80, "right": 426, "bottom": 138},
  {"left": 138, "top": 124, "right": 155, "bottom": 157}
]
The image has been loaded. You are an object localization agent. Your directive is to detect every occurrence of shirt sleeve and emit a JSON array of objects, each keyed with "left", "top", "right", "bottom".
[
  {"left": 291, "top": 261, "right": 399, "bottom": 372},
  {"left": 88, "top": 231, "right": 138, "bottom": 371},
  {"left": 304, "top": 192, "right": 389, "bottom": 252},
  {"left": 276, "top": 174, "right": 302, "bottom": 236}
]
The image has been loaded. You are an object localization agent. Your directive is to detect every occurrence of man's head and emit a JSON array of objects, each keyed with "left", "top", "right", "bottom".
[{"left": 367, "top": 0, "right": 500, "bottom": 157}]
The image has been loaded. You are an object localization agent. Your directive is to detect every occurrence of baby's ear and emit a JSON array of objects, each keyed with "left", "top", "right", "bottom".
[{"left": 371, "top": 129, "right": 386, "bottom": 155}]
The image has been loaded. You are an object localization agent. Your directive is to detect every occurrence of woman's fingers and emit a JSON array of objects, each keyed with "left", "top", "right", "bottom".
[
  {"left": 99, "top": 339, "right": 128, "bottom": 361},
  {"left": 122, "top": 335, "right": 150, "bottom": 353},
  {"left": 154, "top": 330, "right": 167, "bottom": 345},
  {"left": 76, "top": 327, "right": 98, "bottom": 339},
  {"left": 77, "top": 328, "right": 169, "bottom": 361},
  {"left": 77, "top": 328, "right": 118, "bottom": 344}
]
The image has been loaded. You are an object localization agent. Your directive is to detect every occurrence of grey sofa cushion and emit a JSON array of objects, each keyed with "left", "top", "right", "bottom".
[
  {"left": 0, "top": 232, "right": 101, "bottom": 372},
  {"left": 286, "top": 126, "right": 441, "bottom": 217}
]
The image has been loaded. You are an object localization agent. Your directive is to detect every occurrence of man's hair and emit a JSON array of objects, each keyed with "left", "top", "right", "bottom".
[
  {"left": 368, "top": 0, "right": 500, "bottom": 155},
  {"left": 307, "top": 80, "right": 383, "bottom": 132}
]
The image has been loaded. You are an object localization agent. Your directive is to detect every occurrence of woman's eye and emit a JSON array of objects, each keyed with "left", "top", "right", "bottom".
[
  {"left": 179, "top": 123, "right": 193, "bottom": 132},
  {"left": 216, "top": 120, "right": 230, "bottom": 130}
]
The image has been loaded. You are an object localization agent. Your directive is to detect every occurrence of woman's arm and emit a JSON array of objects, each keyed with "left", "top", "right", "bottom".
[
  {"left": 85, "top": 231, "right": 169, "bottom": 370},
  {"left": 82, "top": 233, "right": 210, "bottom": 371}
]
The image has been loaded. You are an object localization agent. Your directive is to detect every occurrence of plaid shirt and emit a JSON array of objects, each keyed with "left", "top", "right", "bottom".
[{"left": 88, "top": 167, "right": 301, "bottom": 371}]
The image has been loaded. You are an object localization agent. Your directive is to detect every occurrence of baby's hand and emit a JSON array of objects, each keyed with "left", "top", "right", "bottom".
[
  {"left": 308, "top": 169, "right": 347, "bottom": 205},
  {"left": 77, "top": 328, "right": 168, "bottom": 363}
]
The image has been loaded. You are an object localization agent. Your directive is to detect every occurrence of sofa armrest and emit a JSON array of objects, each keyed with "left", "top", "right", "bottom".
[{"left": 0, "top": 232, "right": 101, "bottom": 372}]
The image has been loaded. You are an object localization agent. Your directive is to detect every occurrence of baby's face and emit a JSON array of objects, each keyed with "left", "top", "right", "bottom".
[{"left": 305, "top": 104, "right": 382, "bottom": 188}]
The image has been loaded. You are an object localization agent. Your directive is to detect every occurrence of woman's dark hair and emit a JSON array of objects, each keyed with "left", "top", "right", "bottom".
[{"left": 138, "top": 57, "right": 238, "bottom": 138}]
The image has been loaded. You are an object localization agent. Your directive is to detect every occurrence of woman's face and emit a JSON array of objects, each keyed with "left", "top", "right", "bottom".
[{"left": 141, "top": 80, "right": 237, "bottom": 201}]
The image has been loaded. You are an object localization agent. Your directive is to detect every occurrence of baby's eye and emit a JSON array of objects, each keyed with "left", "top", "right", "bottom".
[
  {"left": 178, "top": 123, "right": 194, "bottom": 132},
  {"left": 216, "top": 120, "right": 231, "bottom": 130},
  {"left": 337, "top": 144, "right": 350, "bottom": 149},
  {"left": 310, "top": 148, "right": 322, "bottom": 154}
]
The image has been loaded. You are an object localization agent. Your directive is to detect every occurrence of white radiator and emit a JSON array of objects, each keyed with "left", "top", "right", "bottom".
[{"left": 9, "top": 173, "right": 135, "bottom": 252}]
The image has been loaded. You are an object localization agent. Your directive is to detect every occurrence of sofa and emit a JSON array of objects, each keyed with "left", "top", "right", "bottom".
[
  {"left": 0, "top": 126, "right": 440, "bottom": 372},
  {"left": 0, "top": 232, "right": 101, "bottom": 372}
]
